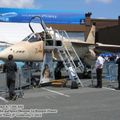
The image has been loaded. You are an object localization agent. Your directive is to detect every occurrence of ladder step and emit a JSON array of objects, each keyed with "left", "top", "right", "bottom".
[
  {"left": 58, "top": 49, "right": 84, "bottom": 87},
  {"left": 51, "top": 79, "right": 67, "bottom": 87}
]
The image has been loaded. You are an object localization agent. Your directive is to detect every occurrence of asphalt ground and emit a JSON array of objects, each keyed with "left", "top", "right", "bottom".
[{"left": 0, "top": 79, "right": 120, "bottom": 120}]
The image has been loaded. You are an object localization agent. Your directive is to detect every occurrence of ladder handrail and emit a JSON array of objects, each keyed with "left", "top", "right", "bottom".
[
  {"left": 64, "top": 46, "right": 77, "bottom": 68},
  {"left": 58, "top": 49, "right": 84, "bottom": 87},
  {"left": 65, "top": 45, "right": 84, "bottom": 73},
  {"left": 62, "top": 31, "right": 84, "bottom": 72},
  {"left": 42, "top": 28, "right": 84, "bottom": 73},
  {"left": 50, "top": 29, "right": 85, "bottom": 73}
]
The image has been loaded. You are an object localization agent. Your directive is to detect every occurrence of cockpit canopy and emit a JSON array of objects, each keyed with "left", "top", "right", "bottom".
[
  {"left": 23, "top": 32, "right": 52, "bottom": 42},
  {"left": 23, "top": 33, "right": 42, "bottom": 42},
  {"left": 22, "top": 31, "right": 62, "bottom": 47}
]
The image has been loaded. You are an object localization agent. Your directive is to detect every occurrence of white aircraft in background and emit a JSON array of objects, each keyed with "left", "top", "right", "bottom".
[
  {"left": 0, "top": 12, "right": 17, "bottom": 22},
  {"left": 0, "top": 16, "right": 96, "bottom": 67},
  {"left": 0, "top": 12, "right": 17, "bottom": 17}
]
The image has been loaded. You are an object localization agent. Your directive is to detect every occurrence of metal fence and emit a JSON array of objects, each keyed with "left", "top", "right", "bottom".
[
  {"left": 91, "top": 61, "right": 118, "bottom": 87},
  {"left": 0, "top": 68, "right": 32, "bottom": 97},
  {"left": 104, "top": 61, "right": 118, "bottom": 81}
]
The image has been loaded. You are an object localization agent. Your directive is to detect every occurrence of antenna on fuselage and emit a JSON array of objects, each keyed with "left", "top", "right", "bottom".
[{"left": 29, "top": 16, "right": 48, "bottom": 33}]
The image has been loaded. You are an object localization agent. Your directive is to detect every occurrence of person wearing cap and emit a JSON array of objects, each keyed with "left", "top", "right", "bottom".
[
  {"left": 3, "top": 54, "right": 17, "bottom": 100},
  {"left": 95, "top": 54, "right": 105, "bottom": 88}
]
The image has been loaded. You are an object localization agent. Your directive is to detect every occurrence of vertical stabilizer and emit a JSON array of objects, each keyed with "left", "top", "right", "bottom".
[{"left": 86, "top": 23, "right": 96, "bottom": 44}]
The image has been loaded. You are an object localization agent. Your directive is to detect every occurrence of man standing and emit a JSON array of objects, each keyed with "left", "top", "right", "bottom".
[
  {"left": 116, "top": 57, "right": 120, "bottom": 90},
  {"left": 95, "top": 54, "right": 105, "bottom": 88},
  {"left": 3, "top": 54, "right": 17, "bottom": 100}
]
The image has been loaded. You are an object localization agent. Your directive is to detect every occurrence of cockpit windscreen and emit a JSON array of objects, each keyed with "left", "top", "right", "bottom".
[{"left": 23, "top": 33, "right": 42, "bottom": 42}]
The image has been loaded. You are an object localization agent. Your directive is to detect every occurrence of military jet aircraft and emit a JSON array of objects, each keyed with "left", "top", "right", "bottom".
[{"left": 0, "top": 16, "right": 96, "bottom": 67}]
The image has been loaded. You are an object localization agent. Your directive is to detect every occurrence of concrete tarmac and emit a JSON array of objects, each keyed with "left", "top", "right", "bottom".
[{"left": 0, "top": 82, "right": 120, "bottom": 120}]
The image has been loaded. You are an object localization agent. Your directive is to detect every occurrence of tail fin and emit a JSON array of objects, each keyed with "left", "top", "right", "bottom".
[{"left": 85, "top": 23, "right": 96, "bottom": 44}]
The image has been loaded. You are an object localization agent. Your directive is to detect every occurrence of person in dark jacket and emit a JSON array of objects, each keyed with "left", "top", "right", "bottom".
[
  {"left": 116, "top": 57, "right": 120, "bottom": 90},
  {"left": 3, "top": 54, "right": 17, "bottom": 100}
]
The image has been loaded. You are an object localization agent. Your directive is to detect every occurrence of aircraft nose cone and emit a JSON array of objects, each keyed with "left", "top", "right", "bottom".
[{"left": 0, "top": 44, "right": 30, "bottom": 61}]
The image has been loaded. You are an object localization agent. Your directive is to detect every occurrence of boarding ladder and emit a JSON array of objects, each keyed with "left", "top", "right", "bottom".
[
  {"left": 58, "top": 48, "right": 84, "bottom": 87},
  {"left": 54, "top": 30, "right": 84, "bottom": 87},
  {"left": 57, "top": 30, "right": 84, "bottom": 73},
  {"left": 57, "top": 30, "right": 84, "bottom": 72}
]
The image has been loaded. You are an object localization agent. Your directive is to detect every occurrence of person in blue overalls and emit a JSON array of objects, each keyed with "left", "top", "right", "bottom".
[{"left": 3, "top": 54, "right": 17, "bottom": 100}]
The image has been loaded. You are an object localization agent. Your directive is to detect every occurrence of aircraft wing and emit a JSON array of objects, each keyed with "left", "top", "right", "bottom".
[
  {"left": 70, "top": 39, "right": 94, "bottom": 45},
  {"left": 95, "top": 42, "right": 120, "bottom": 53}
]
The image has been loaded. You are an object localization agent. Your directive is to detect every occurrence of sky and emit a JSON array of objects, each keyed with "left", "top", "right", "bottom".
[{"left": 0, "top": 0, "right": 119, "bottom": 19}]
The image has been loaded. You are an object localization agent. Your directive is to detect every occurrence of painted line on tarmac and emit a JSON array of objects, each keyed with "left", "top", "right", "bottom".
[
  {"left": 0, "top": 96, "right": 8, "bottom": 103},
  {"left": 103, "top": 87, "right": 116, "bottom": 91},
  {"left": 42, "top": 88, "right": 70, "bottom": 97}
]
